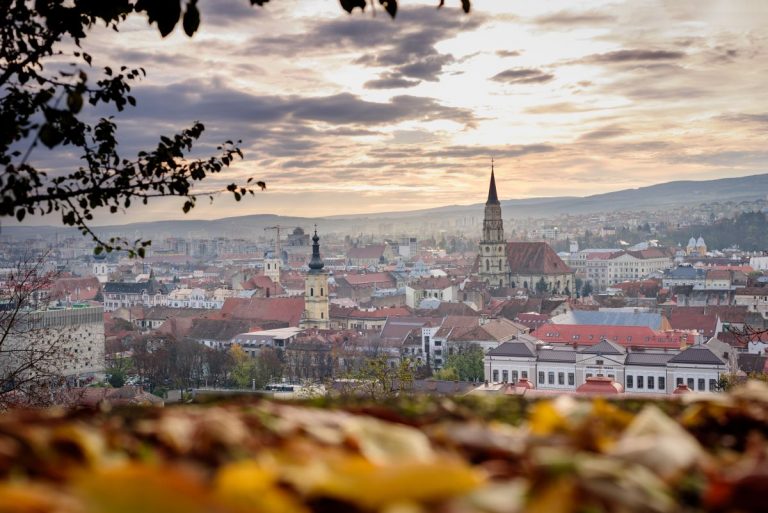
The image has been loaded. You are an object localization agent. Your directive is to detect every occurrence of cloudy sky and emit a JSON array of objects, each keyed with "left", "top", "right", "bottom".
[{"left": 35, "top": 0, "right": 768, "bottom": 223}]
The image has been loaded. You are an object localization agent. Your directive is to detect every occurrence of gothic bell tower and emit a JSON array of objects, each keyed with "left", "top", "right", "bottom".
[
  {"left": 301, "top": 228, "right": 329, "bottom": 329},
  {"left": 479, "top": 161, "right": 508, "bottom": 287}
]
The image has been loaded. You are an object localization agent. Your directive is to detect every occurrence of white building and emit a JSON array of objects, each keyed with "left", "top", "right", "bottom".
[{"left": 484, "top": 339, "right": 727, "bottom": 394}]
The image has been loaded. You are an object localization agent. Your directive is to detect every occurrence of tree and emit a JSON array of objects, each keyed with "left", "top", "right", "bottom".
[
  {"left": 442, "top": 343, "right": 483, "bottom": 382},
  {"left": 581, "top": 281, "right": 594, "bottom": 297},
  {"left": 1, "top": 1, "right": 470, "bottom": 255},
  {"left": 535, "top": 277, "right": 548, "bottom": 295},
  {"left": 0, "top": 257, "right": 79, "bottom": 408}
]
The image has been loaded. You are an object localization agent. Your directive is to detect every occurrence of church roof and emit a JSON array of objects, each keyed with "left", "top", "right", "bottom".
[
  {"left": 506, "top": 242, "right": 572, "bottom": 275},
  {"left": 487, "top": 167, "right": 499, "bottom": 205}
]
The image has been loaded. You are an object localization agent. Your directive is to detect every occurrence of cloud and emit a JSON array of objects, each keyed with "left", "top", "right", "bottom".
[
  {"left": 246, "top": 6, "right": 486, "bottom": 85},
  {"left": 124, "top": 81, "right": 474, "bottom": 128},
  {"left": 576, "top": 49, "right": 686, "bottom": 64},
  {"left": 718, "top": 112, "right": 768, "bottom": 126},
  {"left": 534, "top": 10, "right": 616, "bottom": 27},
  {"left": 491, "top": 68, "right": 554, "bottom": 84},
  {"left": 578, "top": 126, "right": 628, "bottom": 140},
  {"left": 496, "top": 50, "right": 521, "bottom": 57},
  {"left": 525, "top": 102, "right": 601, "bottom": 114},
  {"left": 364, "top": 75, "right": 421, "bottom": 89}
]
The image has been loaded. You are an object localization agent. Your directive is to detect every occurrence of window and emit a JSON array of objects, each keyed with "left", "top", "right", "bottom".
[
  {"left": 511, "top": 370, "right": 519, "bottom": 382},
  {"left": 538, "top": 371, "right": 545, "bottom": 384},
  {"left": 637, "top": 376, "right": 644, "bottom": 389},
  {"left": 434, "top": 340, "right": 442, "bottom": 347},
  {"left": 596, "top": 359, "right": 604, "bottom": 366},
  {"left": 320, "top": 288, "right": 324, "bottom": 296},
  {"left": 676, "top": 377, "right": 683, "bottom": 386},
  {"left": 658, "top": 377, "right": 666, "bottom": 390},
  {"left": 558, "top": 372, "right": 565, "bottom": 385},
  {"left": 502, "top": 370, "right": 509, "bottom": 382},
  {"left": 568, "top": 373, "right": 575, "bottom": 386},
  {"left": 310, "top": 287, "right": 314, "bottom": 296},
  {"left": 586, "top": 373, "right": 593, "bottom": 379},
  {"left": 648, "top": 376, "right": 655, "bottom": 390},
  {"left": 548, "top": 371, "right": 555, "bottom": 384},
  {"left": 522, "top": 371, "right": 528, "bottom": 379},
  {"left": 627, "top": 375, "right": 634, "bottom": 388},
  {"left": 320, "top": 312, "right": 324, "bottom": 319},
  {"left": 709, "top": 379, "right": 717, "bottom": 391},
  {"left": 687, "top": 378, "right": 694, "bottom": 390},
  {"left": 698, "top": 378, "right": 705, "bottom": 391},
  {"left": 493, "top": 370, "right": 499, "bottom": 382},
  {"left": 435, "top": 350, "right": 442, "bottom": 356}
]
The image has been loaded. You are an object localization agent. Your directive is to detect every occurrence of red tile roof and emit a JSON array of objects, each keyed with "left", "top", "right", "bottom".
[
  {"left": 348, "top": 245, "right": 386, "bottom": 259},
  {"left": 339, "top": 272, "right": 395, "bottom": 286},
  {"left": 532, "top": 324, "right": 687, "bottom": 350},
  {"left": 576, "top": 376, "right": 623, "bottom": 395},
  {"left": 506, "top": 242, "right": 572, "bottom": 275},
  {"left": 242, "top": 275, "right": 285, "bottom": 295},
  {"left": 668, "top": 311, "right": 717, "bottom": 337},
  {"left": 220, "top": 297, "right": 304, "bottom": 326}
]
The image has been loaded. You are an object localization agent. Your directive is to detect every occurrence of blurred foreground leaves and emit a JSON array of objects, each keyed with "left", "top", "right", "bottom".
[{"left": 1, "top": 381, "right": 768, "bottom": 513}]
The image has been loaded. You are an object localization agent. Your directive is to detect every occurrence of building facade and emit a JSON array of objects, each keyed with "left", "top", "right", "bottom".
[{"left": 301, "top": 230, "right": 330, "bottom": 329}]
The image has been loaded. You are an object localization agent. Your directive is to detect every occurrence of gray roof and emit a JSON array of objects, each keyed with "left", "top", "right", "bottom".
[
  {"left": 664, "top": 266, "right": 706, "bottom": 280},
  {"left": 738, "top": 353, "right": 767, "bottom": 373},
  {"left": 537, "top": 349, "right": 577, "bottom": 363},
  {"left": 552, "top": 310, "right": 663, "bottom": 330},
  {"left": 625, "top": 353, "right": 675, "bottom": 367},
  {"left": 487, "top": 340, "right": 536, "bottom": 358},
  {"left": 578, "top": 338, "right": 626, "bottom": 355},
  {"left": 104, "top": 282, "right": 154, "bottom": 294},
  {"left": 668, "top": 345, "right": 725, "bottom": 366}
]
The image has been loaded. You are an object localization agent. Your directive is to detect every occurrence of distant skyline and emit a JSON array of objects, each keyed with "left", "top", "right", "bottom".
[{"left": 23, "top": 0, "right": 768, "bottom": 225}]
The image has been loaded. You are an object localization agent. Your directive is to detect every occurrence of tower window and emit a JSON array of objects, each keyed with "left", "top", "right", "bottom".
[
  {"left": 320, "top": 287, "right": 324, "bottom": 296},
  {"left": 486, "top": 260, "right": 489, "bottom": 271},
  {"left": 310, "top": 287, "right": 314, "bottom": 297}
]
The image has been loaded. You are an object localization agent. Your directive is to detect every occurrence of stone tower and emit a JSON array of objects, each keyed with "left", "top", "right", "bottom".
[
  {"left": 479, "top": 162, "right": 508, "bottom": 287},
  {"left": 301, "top": 228, "right": 329, "bottom": 329}
]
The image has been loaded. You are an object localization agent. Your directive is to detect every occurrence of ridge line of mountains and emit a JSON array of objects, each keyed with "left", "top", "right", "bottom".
[{"left": 4, "top": 173, "right": 766, "bottom": 239}]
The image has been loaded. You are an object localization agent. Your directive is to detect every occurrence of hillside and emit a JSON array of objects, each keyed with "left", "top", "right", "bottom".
[{"left": 3, "top": 173, "right": 766, "bottom": 240}]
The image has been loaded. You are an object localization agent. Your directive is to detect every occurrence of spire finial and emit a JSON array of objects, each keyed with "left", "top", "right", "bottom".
[
  {"left": 487, "top": 159, "right": 499, "bottom": 205},
  {"left": 309, "top": 225, "right": 324, "bottom": 271}
]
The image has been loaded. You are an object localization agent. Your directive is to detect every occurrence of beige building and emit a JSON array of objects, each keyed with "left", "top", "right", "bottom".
[{"left": 301, "top": 230, "right": 329, "bottom": 330}]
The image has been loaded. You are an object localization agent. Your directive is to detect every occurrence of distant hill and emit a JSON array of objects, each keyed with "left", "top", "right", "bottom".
[{"left": 3, "top": 173, "right": 766, "bottom": 240}]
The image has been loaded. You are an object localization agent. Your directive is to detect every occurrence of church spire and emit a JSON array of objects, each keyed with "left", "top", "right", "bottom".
[
  {"left": 487, "top": 159, "right": 499, "bottom": 205},
  {"left": 308, "top": 226, "right": 325, "bottom": 271}
]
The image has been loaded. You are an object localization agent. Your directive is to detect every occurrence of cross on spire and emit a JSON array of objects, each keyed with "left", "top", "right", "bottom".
[{"left": 487, "top": 158, "right": 499, "bottom": 205}]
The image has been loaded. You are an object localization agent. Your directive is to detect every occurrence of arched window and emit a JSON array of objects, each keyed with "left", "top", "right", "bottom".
[
  {"left": 320, "top": 287, "right": 324, "bottom": 296},
  {"left": 523, "top": 281, "right": 528, "bottom": 289},
  {"left": 321, "top": 312, "right": 324, "bottom": 319},
  {"left": 310, "top": 287, "right": 314, "bottom": 297},
  {"left": 486, "top": 260, "right": 489, "bottom": 271},
  {"left": 499, "top": 259, "right": 503, "bottom": 269}
]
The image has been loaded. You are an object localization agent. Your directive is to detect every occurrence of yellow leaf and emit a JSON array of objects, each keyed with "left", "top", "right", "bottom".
[
  {"left": 310, "top": 455, "right": 483, "bottom": 509},
  {"left": 528, "top": 401, "right": 567, "bottom": 436},
  {"left": 75, "top": 464, "right": 212, "bottom": 513},
  {"left": 214, "top": 460, "right": 307, "bottom": 513}
]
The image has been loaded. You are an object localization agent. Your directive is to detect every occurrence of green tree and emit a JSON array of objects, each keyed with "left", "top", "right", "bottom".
[
  {"left": 442, "top": 344, "right": 483, "bottom": 382},
  {"left": 107, "top": 368, "right": 126, "bottom": 388},
  {"left": 535, "top": 277, "right": 548, "bottom": 295},
  {"left": 433, "top": 366, "right": 459, "bottom": 381},
  {"left": 229, "top": 344, "right": 257, "bottom": 389}
]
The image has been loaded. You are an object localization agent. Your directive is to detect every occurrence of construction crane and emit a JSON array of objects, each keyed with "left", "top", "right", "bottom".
[{"left": 264, "top": 225, "right": 289, "bottom": 258}]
